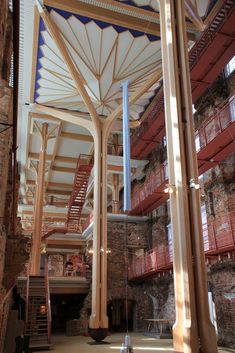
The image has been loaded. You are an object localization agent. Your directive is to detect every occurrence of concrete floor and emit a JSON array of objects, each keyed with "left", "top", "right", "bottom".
[{"left": 33, "top": 333, "right": 234, "bottom": 353}]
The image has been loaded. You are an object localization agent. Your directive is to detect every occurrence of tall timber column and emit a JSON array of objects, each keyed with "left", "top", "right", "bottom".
[
  {"left": 31, "top": 123, "right": 48, "bottom": 275},
  {"left": 89, "top": 124, "right": 109, "bottom": 341},
  {"left": 112, "top": 134, "right": 120, "bottom": 214},
  {"left": 35, "top": 2, "right": 161, "bottom": 342},
  {"left": 112, "top": 174, "right": 119, "bottom": 214},
  {"left": 158, "top": 1, "right": 218, "bottom": 353}
]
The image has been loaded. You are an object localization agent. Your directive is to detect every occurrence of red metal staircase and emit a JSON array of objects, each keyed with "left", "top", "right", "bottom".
[
  {"left": 67, "top": 154, "right": 93, "bottom": 232},
  {"left": 24, "top": 271, "right": 51, "bottom": 350}
]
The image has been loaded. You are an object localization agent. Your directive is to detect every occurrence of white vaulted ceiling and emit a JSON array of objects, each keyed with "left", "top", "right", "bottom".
[
  {"left": 116, "top": 0, "right": 214, "bottom": 18},
  {"left": 17, "top": 0, "right": 219, "bottom": 233},
  {"left": 35, "top": 9, "right": 161, "bottom": 120}
]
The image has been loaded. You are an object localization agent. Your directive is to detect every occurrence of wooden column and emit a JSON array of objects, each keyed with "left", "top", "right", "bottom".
[
  {"left": 158, "top": 1, "right": 218, "bottom": 353},
  {"left": 112, "top": 134, "right": 119, "bottom": 214},
  {"left": 30, "top": 123, "right": 48, "bottom": 275},
  {"left": 112, "top": 174, "right": 119, "bottom": 214},
  {"left": 89, "top": 125, "right": 109, "bottom": 341}
]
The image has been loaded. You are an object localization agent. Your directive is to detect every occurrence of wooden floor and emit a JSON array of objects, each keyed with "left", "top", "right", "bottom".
[{"left": 33, "top": 333, "right": 234, "bottom": 353}]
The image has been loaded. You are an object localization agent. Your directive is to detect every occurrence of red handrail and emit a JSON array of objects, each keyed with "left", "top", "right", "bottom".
[
  {"left": 82, "top": 213, "right": 94, "bottom": 232},
  {"left": 131, "top": 94, "right": 235, "bottom": 214},
  {"left": 131, "top": 162, "right": 168, "bottom": 209},
  {"left": 197, "top": 94, "right": 235, "bottom": 150},
  {"left": 189, "top": 0, "right": 235, "bottom": 70},
  {"left": 25, "top": 262, "right": 30, "bottom": 329},
  {"left": 129, "top": 211, "right": 235, "bottom": 280},
  {"left": 44, "top": 258, "right": 51, "bottom": 344}
]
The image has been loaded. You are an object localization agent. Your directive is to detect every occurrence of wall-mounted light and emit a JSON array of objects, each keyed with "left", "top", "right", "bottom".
[
  {"left": 88, "top": 249, "right": 94, "bottom": 254},
  {"left": 39, "top": 304, "right": 47, "bottom": 315},
  {"left": 41, "top": 245, "right": 46, "bottom": 254},
  {"left": 189, "top": 179, "right": 200, "bottom": 190},
  {"left": 164, "top": 184, "right": 176, "bottom": 194}
]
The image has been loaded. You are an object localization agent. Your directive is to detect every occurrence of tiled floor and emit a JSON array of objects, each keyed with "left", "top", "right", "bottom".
[{"left": 33, "top": 333, "right": 235, "bottom": 353}]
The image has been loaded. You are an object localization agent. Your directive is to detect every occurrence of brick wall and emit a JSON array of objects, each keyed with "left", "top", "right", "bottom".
[
  {"left": 0, "top": 3, "right": 29, "bottom": 352},
  {"left": 208, "top": 260, "right": 235, "bottom": 348}
]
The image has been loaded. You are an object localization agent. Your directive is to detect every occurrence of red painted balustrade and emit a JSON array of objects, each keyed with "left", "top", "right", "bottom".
[
  {"left": 205, "top": 211, "right": 235, "bottom": 255},
  {"left": 82, "top": 212, "right": 94, "bottom": 232},
  {"left": 130, "top": 94, "right": 235, "bottom": 215},
  {"left": 196, "top": 94, "right": 235, "bottom": 174},
  {"left": 128, "top": 211, "right": 235, "bottom": 280},
  {"left": 131, "top": 0, "right": 235, "bottom": 159},
  {"left": 129, "top": 162, "right": 169, "bottom": 215}
]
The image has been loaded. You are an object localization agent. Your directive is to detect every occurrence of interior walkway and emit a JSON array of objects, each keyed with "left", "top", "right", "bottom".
[{"left": 33, "top": 333, "right": 234, "bottom": 353}]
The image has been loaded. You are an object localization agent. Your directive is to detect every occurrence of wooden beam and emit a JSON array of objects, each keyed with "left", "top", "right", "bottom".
[
  {"left": 204, "top": 0, "right": 223, "bottom": 26},
  {"left": 51, "top": 164, "right": 135, "bottom": 174},
  {"left": 26, "top": 179, "right": 73, "bottom": 189},
  {"left": 52, "top": 166, "right": 75, "bottom": 173},
  {"left": 32, "top": 104, "right": 95, "bottom": 136},
  {"left": 37, "top": 3, "right": 100, "bottom": 129},
  {"left": 23, "top": 210, "right": 67, "bottom": 218},
  {"left": 185, "top": 0, "right": 205, "bottom": 31},
  {"left": 29, "top": 152, "right": 77, "bottom": 164},
  {"left": 44, "top": 0, "right": 161, "bottom": 36},
  {"left": 46, "top": 189, "right": 71, "bottom": 196},
  {"left": 45, "top": 122, "right": 62, "bottom": 192},
  {"left": 61, "top": 131, "right": 93, "bottom": 142},
  {"left": 30, "top": 7, "right": 40, "bottom": 100},
  {"left": 105, "top": 70, "right": 163, "bottom": 133},
  {"left": 45, "top": 239, "right": 85, "bottom": 246},
  {"left": 44, "top": 0, "right": 198, "bottom": 39}
]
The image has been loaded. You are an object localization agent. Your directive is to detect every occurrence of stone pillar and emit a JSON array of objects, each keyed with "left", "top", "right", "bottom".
[
  {"left": 30, "top": 123, "right": 48, "bottom": 275},
  {"left": 158, "top": 1, "right": 218, "bottom": 352}
]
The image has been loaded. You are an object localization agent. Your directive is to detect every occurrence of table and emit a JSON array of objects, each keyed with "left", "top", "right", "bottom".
[{"left": 144, "top": 319, "right": 174, "bottom": 336}]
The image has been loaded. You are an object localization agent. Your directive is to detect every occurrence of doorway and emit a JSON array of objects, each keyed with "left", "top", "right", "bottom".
[
  {"left": 50, "top": 294, "right": 86, "bottom": 333},
  {"left": 107, "top": 299, "right": 134, "bottom": 332}
]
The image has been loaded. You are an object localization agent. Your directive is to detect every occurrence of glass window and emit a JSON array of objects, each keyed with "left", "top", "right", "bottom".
[
  {"left": 225, "top": 56, "right": 235, "bottom": 77},
  {"left": 201, "top": 203, "right": 209, "bottom": 251},
  {"left": 167, "top": 223, "right": 173, "bottom": 261},
  {"left": 195, "top": 131, "right": 201, "bottom": 152}
]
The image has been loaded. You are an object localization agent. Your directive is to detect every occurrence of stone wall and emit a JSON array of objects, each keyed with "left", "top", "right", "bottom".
[
  {"left": 208, "top": 260, "right": 235, "bottom": 349},
  {"left": 126, "top": 69, "right": 235, "bottom": 347},
  {"left": 107, "top": 220, "right": 152, "bottom": 331},
  {"left": 0, "top": 3, "right": 29, "bottom": 352}
]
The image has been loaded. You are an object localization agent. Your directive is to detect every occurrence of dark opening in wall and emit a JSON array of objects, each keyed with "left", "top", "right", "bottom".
[
  {"left": 107, "top": 299, "right": 135, "bottom": 332},
  {"left": 50, "top": 294, "right": 86, "bottom": 333}
]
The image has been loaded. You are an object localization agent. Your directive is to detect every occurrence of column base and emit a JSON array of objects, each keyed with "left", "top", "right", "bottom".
[{"left": 89, "top": 328, "right": 108, "bottom": 342}]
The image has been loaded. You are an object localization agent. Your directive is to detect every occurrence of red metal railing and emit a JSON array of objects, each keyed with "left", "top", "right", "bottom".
[
  {"left": 128, "top": 244, "right": 172, "bottom": 280},
  {"left": 128, "top": 211, "right": 235, "bottom": 280},
  {"left": 205, "top": 211, "right": 235, "bottom": 254},
  {"left": 131, "top": 162, "right": 168, "bottom": 210},
  {"left": 130, "top": 0, "right": 235, "bottom": 156},
  {"left": 44, "top": 258, "right": 51, "bottom": 344},
  {"left": 189, "top": 0, "right": 235, "bottom": 71},
  {"left": 131, "top": 94, "right": 235, "bottom": 214},
  {"left": 131, "top": 88, "right": 164, "bottom": 147},
  {"left": 82, "top": 213, "right": 94, "bottom": 232},
  {"left": 195, "top": 94, "right": 235, "bottom": 151}
]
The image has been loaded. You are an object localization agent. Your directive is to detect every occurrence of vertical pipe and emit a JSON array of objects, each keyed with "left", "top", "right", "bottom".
[{"left": 122, "top": 81, "right": 131, "bottom": 212}]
